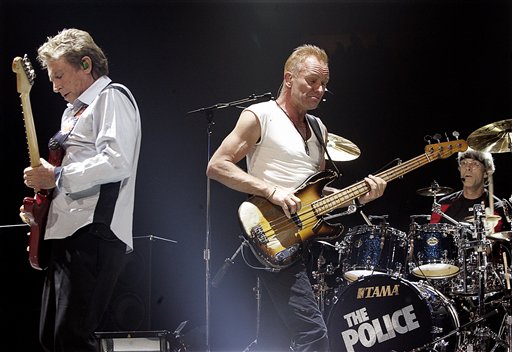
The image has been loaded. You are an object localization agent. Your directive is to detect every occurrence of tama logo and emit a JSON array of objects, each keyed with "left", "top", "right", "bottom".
[{"left": 357, "top": 284, "right": 400, "bottom": 298}]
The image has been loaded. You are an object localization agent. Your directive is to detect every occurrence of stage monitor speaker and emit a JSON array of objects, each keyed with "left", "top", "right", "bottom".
[
  {"left": 98, "top": 237, "right": 152, "bottom": 331},
  {"left": 95, "top": 330, "right": 171, "bottom": 352},
  {"left": 95, "top": 322, "right": 188, "bottom": 352}
]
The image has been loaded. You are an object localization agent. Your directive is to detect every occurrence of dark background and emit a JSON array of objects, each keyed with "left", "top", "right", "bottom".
[{"left": 1, "top": 0, "right": 511, "bottom": 351}]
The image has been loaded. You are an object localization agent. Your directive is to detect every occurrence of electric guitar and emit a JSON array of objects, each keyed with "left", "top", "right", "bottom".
[
  {"left": 13, "top": 55, "right": 63, "bottom": 270},
  {"left": 238, "top": 139, "right": 468, "bottom": 270}
]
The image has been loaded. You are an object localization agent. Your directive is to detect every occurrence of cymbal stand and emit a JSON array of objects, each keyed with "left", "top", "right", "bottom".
[
  {"left": 473, "top": 204, "right": 488, "bottom": 315},
  {"left": 469, "top": 202, "right": 499, "bottom": 350},
  {"left": 243, "top": 277, "right": 261, "bottom": 352},
  {"left": 491, "top": 254, "right": 512, "bottom": 352},
  {"left": 311, "top": 247, "right": 338, "bottom": 314}
]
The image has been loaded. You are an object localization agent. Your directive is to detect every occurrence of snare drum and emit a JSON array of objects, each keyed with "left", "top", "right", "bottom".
[
  {"left": 327, "top": 274, "right": 460, "bottom": 352},
  {"left": 410, "top": 223, "right": 460, "bottom": 279},
  {"left": 342, "top": 225, "right": 408, "bottom": 282}
]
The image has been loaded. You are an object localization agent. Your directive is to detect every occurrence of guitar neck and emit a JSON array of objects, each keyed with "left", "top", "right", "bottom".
[
  {"left": 20, "top": 92, "right": 41, "bottom": 167},
  {"left": 313, "top": 140, "right": 467, "bottom": 215}
]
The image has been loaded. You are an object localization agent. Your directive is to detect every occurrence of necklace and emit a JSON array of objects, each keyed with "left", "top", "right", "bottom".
[{"left": 275, "top": 101, "right": 310, "bottom": 156}]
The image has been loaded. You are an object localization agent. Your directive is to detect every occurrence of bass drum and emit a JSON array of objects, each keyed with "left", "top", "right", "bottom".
[{"left": 327, "top": 275, "right": 459, "bottom": 352}]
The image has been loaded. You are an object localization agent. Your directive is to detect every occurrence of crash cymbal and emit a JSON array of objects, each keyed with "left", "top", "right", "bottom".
[
  {"left": 487, "top": 231, "right": 512, "bottom": 241},
  {"left": 416, "top": 185, "right": 453, "bottom": 197},
  {"left": 467, "top": 119, "right": 512, "bottom": 153},
  {"left": 326, "top": 133, "right": 361, "bottom": 161}
]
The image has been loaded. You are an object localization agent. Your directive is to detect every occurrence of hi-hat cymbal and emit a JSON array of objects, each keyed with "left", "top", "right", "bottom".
[
  {"left": 467, "top": 119, "right": 512, "bottom": 153},
  {"left": 326, "top": 133, "right": 361, "bottom": 161},
  {"left": 416, "top": 185, "right": 453, "bottom": 197}
]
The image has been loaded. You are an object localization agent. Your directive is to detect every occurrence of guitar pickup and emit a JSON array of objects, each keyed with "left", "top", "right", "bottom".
[{"left": 251, "top": 225, "right": 268, "bottom": 244}]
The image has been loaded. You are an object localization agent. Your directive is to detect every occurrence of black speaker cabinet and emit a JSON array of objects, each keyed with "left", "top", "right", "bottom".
[{"left": 98, "top": 237, "right": 152, "bottom": 331}]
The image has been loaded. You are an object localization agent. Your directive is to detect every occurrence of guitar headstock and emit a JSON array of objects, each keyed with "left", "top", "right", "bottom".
[
  {"left": 12, "top": 54, "right": 36, "bottom": 94},
  {"left": 425, "top": 139, "right": 468, "bottom": 160}
]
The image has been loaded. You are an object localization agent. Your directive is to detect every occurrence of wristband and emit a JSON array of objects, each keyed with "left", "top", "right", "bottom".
[{"left": 266, "top": 187, "right": 277, "bottom": 200}]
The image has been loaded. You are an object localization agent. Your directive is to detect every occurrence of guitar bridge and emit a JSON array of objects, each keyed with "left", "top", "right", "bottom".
[{"left": 275, "top": 244, "right": 300, "bottom": 263}]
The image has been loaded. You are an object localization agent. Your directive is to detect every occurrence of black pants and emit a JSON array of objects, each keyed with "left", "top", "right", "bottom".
[
  {"left": 257, "top": 261, "right": 329, "bottom": 351},
  {"left": 39, "top": 224, "right": 127, "bottom": 352}
]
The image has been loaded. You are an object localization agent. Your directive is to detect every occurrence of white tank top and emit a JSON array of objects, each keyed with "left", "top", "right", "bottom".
[{"left": 244, "top": 100, "right": 326, "bottom": 191}]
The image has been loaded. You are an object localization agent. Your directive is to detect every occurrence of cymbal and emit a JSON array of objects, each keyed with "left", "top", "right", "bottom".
[
  {"left": 326, "top": 133, "right": 361, "bottom": 161},
  {"left": 416, "top": 185, "right": 453, "bottom": 197},
  {"left": 487, "top": 231, "right": 512, "bottom": 241},
  {"left": 467, "top": 119, "right": 512, "bottom": 153},
  {"left": 464, "top": 214, "right": 502, "bottom": 223}
]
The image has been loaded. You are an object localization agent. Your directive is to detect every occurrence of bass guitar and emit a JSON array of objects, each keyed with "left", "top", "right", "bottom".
[
  {"left": 13, "top": 55, "right": 63, "bottom": 270},
  {"left": 238, "top": 139, "right": 468, "bottom": 270}
]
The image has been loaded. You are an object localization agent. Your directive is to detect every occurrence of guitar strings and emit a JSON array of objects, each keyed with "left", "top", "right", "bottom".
[{"left": 260, "top": 146, "right": 463, "bottom": 241}]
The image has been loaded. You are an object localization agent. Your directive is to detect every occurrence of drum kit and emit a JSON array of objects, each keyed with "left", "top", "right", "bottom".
[{"left": 312, "top": 121, "right": 512, "bottom": 351}]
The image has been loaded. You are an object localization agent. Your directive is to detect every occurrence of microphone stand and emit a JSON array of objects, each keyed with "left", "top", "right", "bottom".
[
  {"left": 132, "top": 234, "right": 177, "bottom": 330},
  {"left": 186, "top": 92, "right": 272, "bottom": 351}
]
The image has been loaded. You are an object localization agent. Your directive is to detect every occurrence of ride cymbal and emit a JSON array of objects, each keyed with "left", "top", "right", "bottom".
[
  {"left": 326, "top": 133, "right": 361, "bottom": 161},
  {"left": 467, "top": 119, "right": 512, "bottom": 153}
]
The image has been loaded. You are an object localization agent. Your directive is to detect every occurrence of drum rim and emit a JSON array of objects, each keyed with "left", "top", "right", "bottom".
[{"left": 327, "top": 274, "right": 460, "bottom": 352}]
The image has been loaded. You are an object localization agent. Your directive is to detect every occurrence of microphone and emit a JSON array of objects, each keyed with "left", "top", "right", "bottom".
[
  {"left": 322, "top": 88, "right": 334, "bottom": 102},
  {"left": 211, "top": 258, "right": 234, "bottom": 288}
]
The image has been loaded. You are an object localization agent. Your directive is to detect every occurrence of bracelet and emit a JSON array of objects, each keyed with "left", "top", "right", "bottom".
[
  {"left": 353, "top": 198, "right": 364, "bottom": 208},
  {"left": 266, "top": 187, "right": 277, "bottom": 200}
]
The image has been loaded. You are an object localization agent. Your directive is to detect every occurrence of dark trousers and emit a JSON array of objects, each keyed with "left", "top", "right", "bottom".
[
  {"left": 39, "top": 224, "right": 127, "bottom": 352},
  {"left": 257, "top": 261, "right": 329, "bottom": 351}
]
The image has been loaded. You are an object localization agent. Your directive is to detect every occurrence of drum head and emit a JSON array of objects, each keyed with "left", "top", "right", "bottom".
[
  {"left": 411, "top": 263, "right": 460, "bottom": 279},
  {"left": 327, "top": 275, "right": 459, "bottom": 352}
]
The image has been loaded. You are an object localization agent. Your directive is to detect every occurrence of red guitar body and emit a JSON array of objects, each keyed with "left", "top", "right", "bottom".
[{"left": 24, "top": 146, "right": 64, "bottom": 270}]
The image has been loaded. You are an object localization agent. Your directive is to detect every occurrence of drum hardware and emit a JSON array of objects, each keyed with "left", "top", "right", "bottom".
[
  {"left": 503, "top": 198, "right": 512, "bottom": 224},
  {"left": 432, "top": 201, "right": 465, "bottom": 227},
  {"left": 407, "top": 308, "right": 500, "bottom": 352},
  {"left": 323, "top": 204, "right": 357, "bottom": 222},
  {"left": 311, "top": 245, "right": 341, "bottom": 314},
  {"left": 242, "top": 277, "right": 261, "bottom": 352}
]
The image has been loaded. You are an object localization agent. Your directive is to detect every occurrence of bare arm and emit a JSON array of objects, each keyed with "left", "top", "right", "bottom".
[
  {"left": 206, "top": 110, "right": 302, "bottom": 217},
  {"left": 206, "top": 110, "right": 273, "bottom": 198}
]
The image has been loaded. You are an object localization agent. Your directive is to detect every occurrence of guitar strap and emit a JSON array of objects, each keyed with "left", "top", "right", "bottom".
[
  {"left": 49, "top": 83, "right": 135, "bottom": 149},
  {"left": 306, "top": 114, "right": 342, "bottom": 177}
]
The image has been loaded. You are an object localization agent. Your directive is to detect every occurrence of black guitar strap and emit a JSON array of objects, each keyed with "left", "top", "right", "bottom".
[
  {"left": 306, "top": 114, "right": 342, "bottom": 177},
  {"left": 106, "top": 83, "right": 136, "bottom": 109}
]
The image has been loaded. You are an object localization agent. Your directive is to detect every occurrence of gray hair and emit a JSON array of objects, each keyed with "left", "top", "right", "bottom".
[
  {"left": 37, "top": 28, "right": 108, "bottom": 79},
  {"left": 458, "top": 147, "right": 495, "bottom": 174}
]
